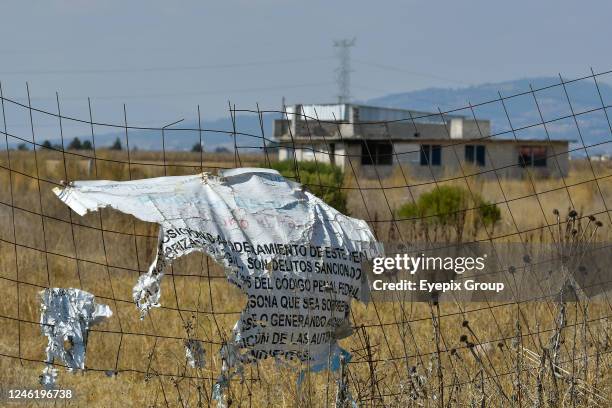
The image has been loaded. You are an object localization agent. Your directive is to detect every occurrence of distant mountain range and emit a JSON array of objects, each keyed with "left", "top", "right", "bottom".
[
  {"left": 368, "top": 76, "right": 612, "bottom": 156},
  {"left": 32, "top": 77, "right": 612, "bottom": 155}
]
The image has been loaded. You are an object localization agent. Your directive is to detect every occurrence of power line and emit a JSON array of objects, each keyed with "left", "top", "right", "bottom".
[
  {"left": 0, "top": 56, "right": 334, "bottom": 76},
  {"left": 9, "top": 81, "right": 335, "bottom": 102},
  {"left": 354, "top": 59, "right": 469, "bottom": 85}
]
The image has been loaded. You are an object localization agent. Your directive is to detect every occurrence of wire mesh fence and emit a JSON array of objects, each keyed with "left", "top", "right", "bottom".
[{"left": 0, "top": 70, "right": 611, "bottom": 407}]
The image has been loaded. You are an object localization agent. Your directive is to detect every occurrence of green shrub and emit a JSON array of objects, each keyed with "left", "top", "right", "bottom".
[
  {"left": 477, "top": 199, "right": 502, "bottom": 228},
  {"left": 265, "top": 161, "right": 347, "bottom": 214},
  {"left": 397, "top": 185, "right": 500, "bottom": 238}
]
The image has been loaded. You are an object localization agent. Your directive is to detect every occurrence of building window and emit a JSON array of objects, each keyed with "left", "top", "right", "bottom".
[
  {"left": 519, "top": 146, "right": 547, "bottom": 167},
  {"left": 361, "top": 140, "right": 393, "bottom": 165},
  {"left": 465, "top": 145, "right": 486, "bottom": 166},
  {"left": 420, "top": 144, "right": 441, "bottom": 166}
]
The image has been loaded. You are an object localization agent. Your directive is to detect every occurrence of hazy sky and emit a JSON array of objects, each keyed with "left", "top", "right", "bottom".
[{"left": 1, "top": 0, "right": 611, "bottom": 137}]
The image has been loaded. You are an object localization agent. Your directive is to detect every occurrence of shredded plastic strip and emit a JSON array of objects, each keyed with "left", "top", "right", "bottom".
[{"left": 39, "top": 288, "right": 112, "bottom": 387}]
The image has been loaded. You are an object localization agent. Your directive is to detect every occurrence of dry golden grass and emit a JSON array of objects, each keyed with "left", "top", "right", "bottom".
[
  {"left": 0, "top": 150, "right": 610, "bottom": 407},
  {"left": 345, "top": 160, "right": 612, "bottom": 243}
]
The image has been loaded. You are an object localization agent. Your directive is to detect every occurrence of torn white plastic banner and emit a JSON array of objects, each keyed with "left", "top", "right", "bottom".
[
  {"left": 53, "top": 168, "right": 382, "bottom": 371},
  {"left": 39, "top": 288, "right": 112, "bottom": 387}
]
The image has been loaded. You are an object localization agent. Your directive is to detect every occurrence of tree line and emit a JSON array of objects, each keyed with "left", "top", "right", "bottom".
[{"left": 16, "top": 137, "right": 123, "bottom": 151}]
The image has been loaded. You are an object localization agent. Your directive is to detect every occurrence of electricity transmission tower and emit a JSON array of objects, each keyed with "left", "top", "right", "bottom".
[{"left": 333, "top": 38, "right": 355, "bottom": 104}]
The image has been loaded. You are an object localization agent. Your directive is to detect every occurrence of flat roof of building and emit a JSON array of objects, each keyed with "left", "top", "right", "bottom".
[
  {"left": 283, "top": 137, "right": 574, "bottom": 144},
  {"left": 285, "top": 103, "right": 467, "bottom": 124}
]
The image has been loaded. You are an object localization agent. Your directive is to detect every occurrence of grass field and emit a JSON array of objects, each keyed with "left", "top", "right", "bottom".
[{"left": 0, "top": 149, "right": 610, "bottom": 407}]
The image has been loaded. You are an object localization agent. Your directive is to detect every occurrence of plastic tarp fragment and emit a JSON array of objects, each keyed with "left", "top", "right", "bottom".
[
  {"left": 335, "top": 354, "right": 358, "bottom": 408},
  {"left": 132, "top": 232, "right": 166, "bottom": 318},
  {"left": 39, "top": 366, "right": 58, "bottom": 388},
  {"left": 39, "top": 288, "right": 112, "bottom": 387},
  {"left": 184, "top": 339, "right": 206, "bottom": 368},
  {"left": 53, "top": 168, "right": 382, "bottom": 375},
  {"left": 212, "top": 342, "right": 245, "bottom": 408}
]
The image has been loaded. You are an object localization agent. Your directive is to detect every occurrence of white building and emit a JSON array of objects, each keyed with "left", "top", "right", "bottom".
[{"left": 274, "top": 103, "right": 570, "bottom": 178}]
